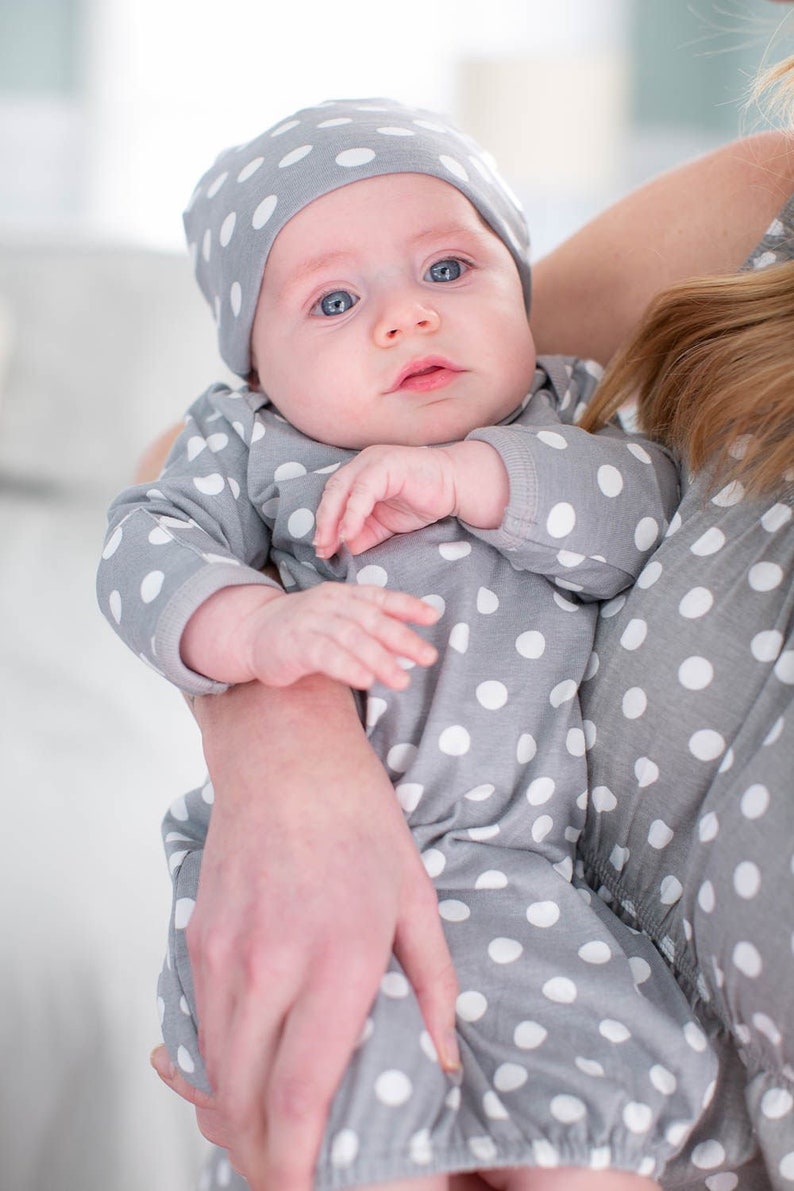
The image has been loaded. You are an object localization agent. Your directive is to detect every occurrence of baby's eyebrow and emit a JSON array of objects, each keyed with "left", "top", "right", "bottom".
[
  {"left": 410, "top": 221, "right": 492, "bottom": 249},
  {"left": 278, "top": 250, "right": 355, "bottom": 300}
]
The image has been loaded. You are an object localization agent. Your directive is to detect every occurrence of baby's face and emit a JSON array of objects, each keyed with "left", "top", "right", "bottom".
[{"left": 250, "top": 174, "right": 536, "bottom": 449}]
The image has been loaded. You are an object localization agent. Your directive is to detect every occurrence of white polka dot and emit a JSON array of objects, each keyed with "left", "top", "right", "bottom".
[
  {"left": 109, "top": 590, "right": 122, "bottom": 624},
  {"left": 543, "top": 976, "right": 577, "bottom": 1004},
  {"left": 547, "top": 502, "right": 576, "bottom": 537},
  {"left": 637, "top": 560, "right": 663, "bottom": 589},
  {"left": 622, "top": 687, "right": 647, "bottom": 719},
  {"left": 367, "top": 697, "right": 387, "bottom": 730},
  {"left": 409, "top": 1129, "right": 433, "bottom": 1165},
  {"left": 439, "top": 154, "right": 467, "bottom": 180},
  {"left": 193, "top": 473, "right": 225, "bottom": 496},
  {"left": 395, "top": 782, "right": 423, "bottom": 812},
  {"left": 488, "top": 937, "right": 523, "bottom": 964},
  {"left": 468, "top": 1137, "right": 497, "bottom": 1163},
  {"left": 483, "top": 1090, "right": 509, "bottom": 1120},
  {"left": 554, "top": 591, "right": 580, "bottom": 613},
  {"left": 331, "top": 1129, "right": 359, "bottom": 1168},
  {"left": 317, "top": 116, "right": 352, "bottom": 128},
  {"left": 774, "top": 651, "right": 794, "bottom": 684},
  {"left": 623, "top": 1102, "right": 653, "bottom": 1133},
  {"left": 626, "top": 442, "right": 651, "bottom": 464},
  {"left": 550, "top": 679, "right": 577, "bottom": 707},
  {"left": 734, "top": 861, "right": 761, "bottom": 899},
  {"left": 634, "top": 756, "right": 659, "bottom": 787},
  {"left": 174, "top": 898, "right": 195, "bottom": 929},
  {"left": 532, "top": 1140, "right": 560, "bottom": 1168},
  {"left": 270, "top": 119, "right": 300, "bottom": 137},
  {"left": 386, "top": 742, "right": 416, "bottom": 772},
  {"left": 537, "top": 430, "right": 567, "bottom": 449},
  {"left": 692, "top": 1141, "right": 727, "bottom": 1170},
  {"left": 762, "top": 1088, "right": 793, "bottom": 1119},
  {"left": 526, "top": 901, "right": 560, "bottom": 928},
  {"left": 377, "top": 125, "right": 415, "bottom": 136},
  {"left": 336, "top": 147, "right": 376, "bottom": 168},
  {"left": 476, "top": 680, "right": 508, "bottom": 710},
  {"left": 749, "top": 561, "right": 784, "bottom": 592},
  {"left": 237, "top": 156, "right": 264, "bottom": 182},
  {"left": 762, "top": 503, "right": 792, "bottom": 532},
  {"left": 689, "top": 729, "right": 725, "bottom": 762},
  {"left": 516, "top": 630, "right": 545, "bottom": 659},
  {"left": 476, "top": 587, "right": 499, "bottom": 613},
  {"left": 252, "top": 194, "right": 278, "bottom": 229},
  {"left": 287, "top": 507, "right": 314, "bottom": 538},
  {"left": 566, "top": 728, "right": 586, "bottom": 756},
  {"left": 461, "top": 784, "right": 494, "bottom": 805},
  {"left": 578, "top": 940, "right": 611, "bottom": 964},
  {"left": 780, "top": 1153, "right": 794, "bottom": 1180},
  {"left": 102, "top": 526, "right": 123, "bottom": 558},
  {"left": 648, "top": 820, "right": 674, "bottom": 849},
  {"left": 629, "top": 956, "right": 651, "bottom": 985},
  {"left": 597, "top": 465, "right": 624, "bottom": 497},
  {"left": 741, "top": 784, "right": 770, "bottom": 819},
  {"left": 683, "top": 1022, "right": 708, "bottom": 1053},
  {"left": 635, "top": 517, "right": 659, "bottom": 551},
  {"left": 177, "top": 1045, "right": 195, "bottom": 1074},
  {"left": 421, "top": 593, "right": 445, "bottom": 618},
  {"left": 186, "top": 435, "right": 207, "bottom": 461},
  {"left": 733, "top": 941, "right": 762, "bottom": 977},
  {"left": 375, "top": 1070, "right": 412, "bottom": 1106},
  {"left": 575, "top": 1057, "right": 605, "bottom": 1077},
  {"left": 514, "top": 1020, "right": 547, "bottom": 1049},
  {"left": 679, "top": 656, "right": 714, "bottom": 690},
  {"left": 751, "top": 630, "right": 783, "bottom": 662},
  {"left": 764, "top": 716, "right": 784, "bottom": 745},
  {"left": 475, "top": 869, "right": 508, "bottom": 890},
  {"left": 380, "top": 971, "right": 410, "bottom": 998},
  {"left": 650, "top": 1065, "right": 677, "bottom": 1095},
  {"left": 493, "top": 1062, "right": 528, "bottom": 1092},
  {"left": 531, "top": 815, "right": 553, "bottom": 844},
  {"left": 753, "top": 1013, "right": 782, "bottom": 1046},
  {"left": 620, "top": 619, "right": 647, "bottom": 651},
  {"left": 449, "top": 622, "right": 469, "bottom": 653},
  {"left": 591, "top": 786, "right": 617, "bottom": 812},
  {"left": 438, "top": 541, "right": 471, "bottom": 560},
  {"left": 516, "top": 733, "right": 537, "bottom": 764},
  {"left": 704, "top": 1175, "right": 738, "bottom": 1191},
  {"left": 140, "top": 571, "right": 164, "bottom": 603},
  {"left": 679, "top": 587, "right": 714, "bottom": 619},
  {"left": 279, "top": 144, "right": 313, "bottom": 168},
  {"left": 699, "top": 881, "right": 719, "bottom": 914},
  {"left": 691, "top": 528, "right": 726, "bottom": 556},
  {"left": 610, "top": 844, "right": 629, "bottom": 871},
  {"left": 456, "top": 990, "right": 488, "bottom": 1022},
  {"left": 550, "top": 1094, "right": 586, "bottom": 1123},
  {"left": 354, "top": 564, "right": 387, "bottom": 588},
  {"left": 201, "top": 228, "right": 211, "bottom": 262},
  {"left": 557, "top": 550, "right": 585, "bottom": 568},
  {"left": 439, "top": 899, "right": 470, "bottom": 922},
  {"left": 526, "top": 776, "right": 555, "bottom": 805},
  {"left": 229, "top": 280, "right": 242, "bottom": 316},
  {"left": 712, "top": 481, "right": 744, "bottom": 507},
  {"left": 422, "top": 848, "right": 445, "bottom": 878},
  {"left": 438, "top": 725, "right": 470, "bottom": 756},
  {"left": 219, "top": 211, "right": 236, "bottom": 247},
  {"left": 445, "top": 1086, "right": 461, "bottom": 1110},
  {"left": 699, "top": 811, "right": 720, "bottom": 841},
  {"left": 599, "top": 1019, "right": 630, "bottom": 1042},
  {"left": 660, "top": 875, "right": 683, "bottom": 905},
  {"left": 469, "top": 825, "right": 500, "bottom": 841}
]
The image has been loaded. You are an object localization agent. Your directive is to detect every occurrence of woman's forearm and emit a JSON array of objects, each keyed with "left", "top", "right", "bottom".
[{"left": 531, "top": 130, "right": 794, "bottom": 365}]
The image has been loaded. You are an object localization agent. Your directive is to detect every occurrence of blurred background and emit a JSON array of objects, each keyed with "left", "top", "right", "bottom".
[{"left": 0, "top": 3, "right": 791, "bottom": 1190}]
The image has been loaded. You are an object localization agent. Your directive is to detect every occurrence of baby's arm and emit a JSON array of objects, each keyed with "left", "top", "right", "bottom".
[{"left": 314, "top": 440, "right": 510, "bottom": 557}]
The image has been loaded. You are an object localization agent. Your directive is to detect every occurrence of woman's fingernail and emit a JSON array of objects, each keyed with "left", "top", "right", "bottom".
[{"left": 441, "top": 1031, "right": 462, "bottom": 1074}]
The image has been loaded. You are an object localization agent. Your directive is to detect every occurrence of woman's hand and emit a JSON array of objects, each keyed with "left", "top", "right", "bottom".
[{"left": 181, "top": 677, "right": 460, "bottom": 1191}]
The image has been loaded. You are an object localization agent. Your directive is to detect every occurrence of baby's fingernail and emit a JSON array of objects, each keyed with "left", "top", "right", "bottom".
[{"left": 150, "top": 1046, "right": 176, "bottom": 1081}]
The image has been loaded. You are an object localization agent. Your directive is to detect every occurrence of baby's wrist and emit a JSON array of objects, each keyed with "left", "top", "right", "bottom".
[
  {"left": 181, "top": 584, "right": 284, "bottom": 683},
  {"left": 437, "top": 441, "right": 509, "bottom": 529}
]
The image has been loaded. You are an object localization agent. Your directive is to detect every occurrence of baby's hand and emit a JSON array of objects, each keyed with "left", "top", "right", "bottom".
[
  {"left": 314, "top": 444, "right": 459, "bottom": 557},
  {"left": 243, "top": 583, "right": 439, "bottom": 690}
]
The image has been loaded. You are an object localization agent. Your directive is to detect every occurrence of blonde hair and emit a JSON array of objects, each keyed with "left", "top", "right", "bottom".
[{"left": 580, "top": 55, "right": 794, "bottom": 498}]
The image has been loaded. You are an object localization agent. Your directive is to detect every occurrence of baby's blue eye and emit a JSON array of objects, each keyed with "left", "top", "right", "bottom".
[
  {"left": 426, "top": 258, "right": 464, "bottom": 283},
  {"left": 317, "top": 290, "right": 358, "bottom": 316}
]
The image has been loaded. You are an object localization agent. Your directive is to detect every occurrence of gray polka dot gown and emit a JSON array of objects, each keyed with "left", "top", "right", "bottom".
[
  {"left": 98, "top": 354, "right": 728, "bottom": 1188},
  {"left": 579, "top": 197, "right": 794, "bottom": 1191}
]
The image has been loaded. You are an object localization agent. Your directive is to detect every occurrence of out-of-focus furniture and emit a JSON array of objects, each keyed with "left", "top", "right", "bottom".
[{"left": 0, "top": 238, "right": 233, "bottom": 1191}]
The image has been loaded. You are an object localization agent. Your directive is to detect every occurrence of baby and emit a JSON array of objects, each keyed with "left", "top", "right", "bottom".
[{"left": 98, "top": 99, "right": 718, "bottom": 1191}]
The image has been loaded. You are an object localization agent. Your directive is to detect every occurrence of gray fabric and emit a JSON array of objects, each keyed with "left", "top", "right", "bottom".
[
  {"left": 184, "top": 98, "right": 532, "bottom": 377},
  {"left": 579, "top": 196, "right": 794, "bottom": 1189},
  {"left": 98, "top": 354, "right": 734, "bottom": 1185}
]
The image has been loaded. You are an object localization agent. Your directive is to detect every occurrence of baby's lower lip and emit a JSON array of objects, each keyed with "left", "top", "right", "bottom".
[{"left": 398, "top": 366, "right": 460, "bottom": 393}]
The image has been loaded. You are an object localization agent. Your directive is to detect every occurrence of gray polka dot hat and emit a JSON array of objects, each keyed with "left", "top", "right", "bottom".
[{"left": 184, "top": 97, "right": 532, "bottom": 377}]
